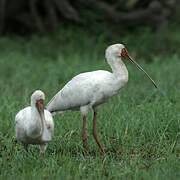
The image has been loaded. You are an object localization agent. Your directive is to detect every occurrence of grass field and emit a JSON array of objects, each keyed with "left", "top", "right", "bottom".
[{"left": 0, "top": 27, "right": 180, "bottom": 179}]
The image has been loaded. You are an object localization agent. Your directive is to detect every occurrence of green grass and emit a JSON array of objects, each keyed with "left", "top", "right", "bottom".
[{"left": 0, "top": 27, "right": 180, "bottom": 179}]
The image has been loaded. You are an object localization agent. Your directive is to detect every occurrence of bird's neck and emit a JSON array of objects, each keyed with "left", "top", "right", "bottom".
[
  {"left": 109, "top": 57, "right": 128, "bottom": 83},
  {"left": 27, "top": 104, "right": 43, "bottom": 138}
]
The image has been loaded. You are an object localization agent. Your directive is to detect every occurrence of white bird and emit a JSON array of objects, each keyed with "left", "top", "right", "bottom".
[
  {"left": 46, "top": 44, "right": 157, "bottom": 156},
  {"left": 15, "top": 90, "right": 54, "bottom": 156}
]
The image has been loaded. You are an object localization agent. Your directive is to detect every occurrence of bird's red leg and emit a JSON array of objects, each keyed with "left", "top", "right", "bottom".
[
  {"left": 82, "top": 115, "right": 87, "bottom": 157},
  {"left": 93, "top": 110, "right": 106, "bottom": 155}
]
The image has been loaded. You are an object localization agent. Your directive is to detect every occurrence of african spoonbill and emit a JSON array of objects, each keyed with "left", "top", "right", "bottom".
[
  {"left": 15, "top": 90, "right": 54, "bottom": 156},
  {"left": 46, "top": 44, "right": 157, "bottom": 156}
]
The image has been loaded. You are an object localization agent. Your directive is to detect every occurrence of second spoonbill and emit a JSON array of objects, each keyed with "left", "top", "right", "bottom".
[{"left": 15, "top": 90, "right": 54, "bottom": 156}]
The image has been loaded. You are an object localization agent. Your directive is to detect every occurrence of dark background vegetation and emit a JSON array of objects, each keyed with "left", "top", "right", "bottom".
[
  {"left": 0, "top": 0, "right": 180, "bottom": 35},
  {"left": 1, "top": 0, "right": 180, "bottom": 60}
]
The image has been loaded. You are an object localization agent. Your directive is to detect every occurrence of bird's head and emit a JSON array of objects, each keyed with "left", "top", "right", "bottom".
[
  {"left": 105, "top": 44, "right": 157, "bottom": 88},
  {"left": 105, "top": 44, "right": 126, "bottom": 59},
  {"left": 31, "top": 90, "right": 52, "bottom": 142},
  {"left": 31, "top": 90, "right": 45, "bottom": 112}
]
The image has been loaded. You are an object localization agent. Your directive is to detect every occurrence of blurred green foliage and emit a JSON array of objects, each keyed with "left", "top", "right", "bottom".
[{"left": 0, "top": 0, "right": 179, "bottom": 35}]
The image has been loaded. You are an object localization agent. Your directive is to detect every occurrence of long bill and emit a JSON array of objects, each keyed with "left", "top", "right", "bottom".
[
  {"left": 121, "top": 48, "right": 157, "bottom": 88},
  {"left": 36, "top": 100, "right": 52, "bottom": 142}
]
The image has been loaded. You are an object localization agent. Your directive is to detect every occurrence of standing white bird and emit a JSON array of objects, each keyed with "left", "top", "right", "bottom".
[
  {"left": 15, "top": 90, "right": 54, "bottom": 156},
  {"left": 46, "top": 44, "right": 157, "bottom": 156}
]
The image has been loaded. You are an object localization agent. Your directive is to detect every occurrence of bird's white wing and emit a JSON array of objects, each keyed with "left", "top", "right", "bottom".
[
  {"left": 46, "top": 70, "right": 112, "bottom": 112},
  {"left": 15, "top": 107, "right": 31, "bottom": 124},
  {"left": 15, "top": 107, "right": 31, "bottom": 141}
]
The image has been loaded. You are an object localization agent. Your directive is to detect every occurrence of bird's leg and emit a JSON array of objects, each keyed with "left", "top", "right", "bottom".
[
  {"left": 22, "top": 143, "right": 29, "bottom": 152},
  {"left": 40, "top": 144, "right": 47, "bottom": 158},
  {"left": 93, "top": 109, "right": 106, "bottom": 155},
  {"left": 82, "top": 115, "right": 87, "bottom": 157}
]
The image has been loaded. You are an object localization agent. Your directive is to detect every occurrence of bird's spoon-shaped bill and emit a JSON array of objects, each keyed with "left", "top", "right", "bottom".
[
  {"left": 36, "top": 100, "right": 52, "bottom": 142},
  {"left": 121, "top": 48, "right": 157, "bottom": 88},
  {"left": 40, "top": 112, "right": 52, "bottom": 142}
]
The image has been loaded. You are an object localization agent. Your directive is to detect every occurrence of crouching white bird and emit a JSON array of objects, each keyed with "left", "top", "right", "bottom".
[
  {"left": 46, "top": 44, "right": 157, "bottom": 157},
  {"left": 15, "top": 90, "right": 54, "bottom": 156}
]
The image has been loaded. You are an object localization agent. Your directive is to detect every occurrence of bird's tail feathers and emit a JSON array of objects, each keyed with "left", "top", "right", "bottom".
[{"left": 51, "top": 111, "right": 65, "bottom": 116}]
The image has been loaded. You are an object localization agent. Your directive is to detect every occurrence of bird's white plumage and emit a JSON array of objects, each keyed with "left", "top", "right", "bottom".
[
  {"left": 15, "top": 90, "right": 54, "bottom": 154},
  {"left": 15, "top": 107, "right": 54, "bottom": 144},
  {"left": 46, "top": 44, "right": 128, "bottom": 115}
]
